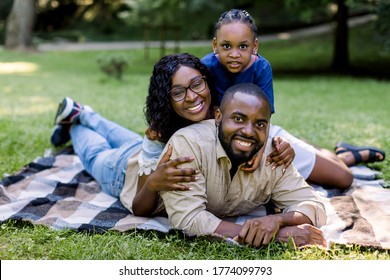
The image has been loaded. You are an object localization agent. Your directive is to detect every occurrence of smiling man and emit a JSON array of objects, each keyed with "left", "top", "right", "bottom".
[{"left": 159, "top": 83, "right": 327, "bottom": 247}]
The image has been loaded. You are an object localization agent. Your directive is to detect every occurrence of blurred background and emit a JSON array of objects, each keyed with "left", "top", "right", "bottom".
[{"left": 0, "top": 0, "right": 389, "bottom": 77}]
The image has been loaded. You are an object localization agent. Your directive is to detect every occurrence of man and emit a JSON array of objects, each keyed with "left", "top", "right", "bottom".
[{"left": 159, "top": 83, "right": 327, "bottom": 247}]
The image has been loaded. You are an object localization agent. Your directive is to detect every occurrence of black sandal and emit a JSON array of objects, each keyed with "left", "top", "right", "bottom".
[{"left": 335, "top": 142, "right": 386, "bottom": 164}]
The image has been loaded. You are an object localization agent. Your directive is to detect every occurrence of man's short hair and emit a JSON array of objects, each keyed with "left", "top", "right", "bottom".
[{"left": 220, "top": 83, "right": 271, "bottom": 113}]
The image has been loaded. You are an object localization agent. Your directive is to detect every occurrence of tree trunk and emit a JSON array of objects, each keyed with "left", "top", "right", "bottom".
[
  {"left": 5, "top": 0, "right": 36, "bottom": 50},
  {"left": 332, "top": 0, "right": 349, "bottom": 72}
]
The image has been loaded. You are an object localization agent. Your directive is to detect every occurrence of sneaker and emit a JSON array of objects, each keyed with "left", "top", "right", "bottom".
[
  {"left": 54, "top": 97, "right": 83, "bottom": 125},
  {"left": 50, "top": 124, "right": 71, "bottom": 147}
]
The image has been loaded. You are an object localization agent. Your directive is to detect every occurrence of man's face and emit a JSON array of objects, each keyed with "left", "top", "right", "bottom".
[{"left": 216, "top": 92, "right": 270, "bottom": 167}]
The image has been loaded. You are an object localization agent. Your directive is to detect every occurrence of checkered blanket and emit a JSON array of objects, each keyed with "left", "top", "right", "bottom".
[{"left": 1, "top": 152, "right": 389, "bottom": 249}]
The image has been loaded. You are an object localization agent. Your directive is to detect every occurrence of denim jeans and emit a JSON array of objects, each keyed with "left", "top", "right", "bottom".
[{"left": 70, "top": 111, "right": 142, "bottom": 197}]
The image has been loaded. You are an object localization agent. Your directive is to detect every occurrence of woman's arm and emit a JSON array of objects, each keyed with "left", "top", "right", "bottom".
[{"left": 132, "top": 144, "right": 199, "bottom": 216}]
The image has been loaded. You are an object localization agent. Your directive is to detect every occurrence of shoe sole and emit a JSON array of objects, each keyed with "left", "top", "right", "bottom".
[{"left": 54, "top": 97, "right": 76, "bottom": 125}]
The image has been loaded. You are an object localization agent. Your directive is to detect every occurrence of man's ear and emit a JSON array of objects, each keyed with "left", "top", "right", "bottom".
[
  {"left": 215, "top": 108, "right": 222, "bottom": 126},
  {"left": 212, "top": 37, "right": 218, "bottom": 54}
]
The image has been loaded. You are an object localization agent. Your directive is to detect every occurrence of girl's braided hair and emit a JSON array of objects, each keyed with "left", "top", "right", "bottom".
[
  {"left": 215, "top": 9, "right": 258, "bottom": 39},
  {"left": 144, "top": 53, "right": 216, "bottom": 143}
]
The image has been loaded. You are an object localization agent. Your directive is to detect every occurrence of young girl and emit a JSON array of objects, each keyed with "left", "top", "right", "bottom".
[
  {"left": 201, "top": 9, "right": 385, "bottom": 189},
  {"left": 51, "top": 53, "right": 294, "bottom": 217}
]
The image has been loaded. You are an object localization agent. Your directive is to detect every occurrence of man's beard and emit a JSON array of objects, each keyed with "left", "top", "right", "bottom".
[{"left": 218, "top": 123, "right": 262, "bottom": 168}]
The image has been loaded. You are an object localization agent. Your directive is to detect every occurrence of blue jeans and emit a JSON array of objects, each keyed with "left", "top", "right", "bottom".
[{"left": 70, "top": 111, "right": 142, "bottom": 197}]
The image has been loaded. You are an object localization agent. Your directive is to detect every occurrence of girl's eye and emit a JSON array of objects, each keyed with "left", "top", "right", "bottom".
[
  {"left": 222, "top": 44, "right": 231, "bottom": 49},
  {"left": 239, "top": 44, "right": 248, "bottom": 50}
]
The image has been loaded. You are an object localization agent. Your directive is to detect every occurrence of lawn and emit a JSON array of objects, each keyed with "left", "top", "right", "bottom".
[{"left": 0, "top": 22, "right": 389, "bottom": 260}]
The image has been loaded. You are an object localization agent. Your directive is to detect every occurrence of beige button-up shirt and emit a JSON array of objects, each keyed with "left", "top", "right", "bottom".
[{"left": 160, "top": 119, "right": 326, "bottom": 236}]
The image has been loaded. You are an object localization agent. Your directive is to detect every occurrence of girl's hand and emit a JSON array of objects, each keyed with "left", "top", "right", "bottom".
[
  {"left": 266, "top": 136, "right": 295, "bottom": 171},
  {"left": 241, "top": 151, "right": 262, "bottom": 173},
  {"left": 147, "top": 144, "right": 199, "bottom": 192}
]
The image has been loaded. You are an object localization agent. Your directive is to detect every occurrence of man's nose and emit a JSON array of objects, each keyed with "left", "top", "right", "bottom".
[{"left": 241, "top": 123, "right": 255, "bottom": 137}]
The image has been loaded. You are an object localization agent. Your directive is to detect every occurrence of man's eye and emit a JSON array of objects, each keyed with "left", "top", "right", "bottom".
[
  {"left": 233, "top": 117, "right": 243, "bottom": 122},
  {"left": 256, "top": 122, "right": 266, "bottom": 128}
]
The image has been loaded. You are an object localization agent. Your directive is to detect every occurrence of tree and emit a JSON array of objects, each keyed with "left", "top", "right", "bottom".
[
  {"left": 375, "top": 0, "right": 390, "bottom": 57},
  {"left": 332, "top": 0, "right": 349, "bottom": 72},
  {"left": 283, "top": 0, "right": 354, "bottom": 73},
  {"left": 5, "top": 0, "right": 37, "bottom": 50},
  {"left": 126, "top": 0, "right": 223, "bottom": 58}
]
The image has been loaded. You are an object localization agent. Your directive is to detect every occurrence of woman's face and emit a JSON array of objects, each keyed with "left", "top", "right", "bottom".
[{"left": 170, "top": 66, "right": 212, "bottom": 123}]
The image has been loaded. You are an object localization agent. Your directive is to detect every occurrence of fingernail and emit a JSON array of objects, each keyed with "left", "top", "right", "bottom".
[{"left": 282, "top": 168, "right": 286, "bottom": 173}]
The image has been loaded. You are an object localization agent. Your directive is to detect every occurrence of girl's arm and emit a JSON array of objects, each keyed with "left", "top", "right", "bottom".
[{"left": 241, "top": 136, "right": 295, "bottom": 173}]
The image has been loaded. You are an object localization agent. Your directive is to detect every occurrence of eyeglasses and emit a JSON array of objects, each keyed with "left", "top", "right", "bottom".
[{"left": 169, "top": 76, "right": 207, "bottom": 102}]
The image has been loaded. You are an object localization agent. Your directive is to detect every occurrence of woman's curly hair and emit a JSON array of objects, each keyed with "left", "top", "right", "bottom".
[{"left": 145, "top": 53, "right": 216, "bottom": 143}]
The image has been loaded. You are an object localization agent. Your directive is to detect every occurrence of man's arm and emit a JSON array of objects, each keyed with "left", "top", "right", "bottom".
[
  {"left": 236, "top": 211, "right": 311, "bottom": 247},
  {"left": 215, "top": 211, "right": 325, "bottom": 248},
  {"left": 214, "top": 221, "right": 242, "bottom": 238}
]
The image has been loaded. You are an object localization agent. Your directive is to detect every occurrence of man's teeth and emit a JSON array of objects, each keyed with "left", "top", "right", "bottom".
[
  {"left": 235, "top": 139, "right": 251, "bottom": 147},
  {"left": 188, "top": 103, "right": 202, "bottom": 111}
]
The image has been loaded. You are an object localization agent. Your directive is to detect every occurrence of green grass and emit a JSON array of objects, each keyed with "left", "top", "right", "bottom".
[{"left": 0, "top": 22, "right": 389, "bottom": 260}]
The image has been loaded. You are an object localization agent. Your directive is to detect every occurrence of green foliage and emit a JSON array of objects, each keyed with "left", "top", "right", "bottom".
[{"left": 97, "top": 52, "right": 129, "bottom": 80}]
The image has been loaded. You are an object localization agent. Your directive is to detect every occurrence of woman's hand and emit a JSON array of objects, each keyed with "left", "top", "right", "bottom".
[
  {"left": 146, "top": 144, "right": 199, "bottom": 192},
  {"left": 145, "top": 127, "right": 161, "bottom": 141},
  {"left": 266, "top": 136, "right": 295, "bottom": 171}
]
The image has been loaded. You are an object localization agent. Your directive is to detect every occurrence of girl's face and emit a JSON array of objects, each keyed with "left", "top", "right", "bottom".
[
  {"left": 212, "top": 22, "right": 258, "bottom": 73},
  {"left": 170, "top": 66, "right": 212, "bottom": 122}
]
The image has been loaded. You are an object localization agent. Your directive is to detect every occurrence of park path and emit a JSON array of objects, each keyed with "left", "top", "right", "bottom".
[{"left": 37, "top": 14, "right": 375, "bottom": 52}]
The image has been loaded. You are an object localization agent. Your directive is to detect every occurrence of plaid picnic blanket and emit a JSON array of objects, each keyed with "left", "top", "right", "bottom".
[{"left": 1, "top": 151, "right": 389, "bottom": 249}]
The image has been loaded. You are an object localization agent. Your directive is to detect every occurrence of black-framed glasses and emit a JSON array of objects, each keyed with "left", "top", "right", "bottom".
[{"left": 169, "top": 76, "right": 207, "bottom": 102}]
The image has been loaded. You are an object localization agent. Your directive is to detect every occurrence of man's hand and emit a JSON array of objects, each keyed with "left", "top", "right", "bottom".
[
  {"left": 266, "top": 136, "right": 295, "bottom": 171},
  {"left": 147, "top": 144, "right": 199, "bottom": 192},
  {"left": 234, "top": 215, "right": 281, "bottom": 247},
  {"left": 276, "top": 224, "right": 327, "bottom": 248}
]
